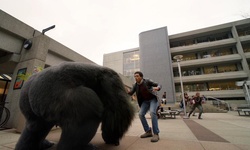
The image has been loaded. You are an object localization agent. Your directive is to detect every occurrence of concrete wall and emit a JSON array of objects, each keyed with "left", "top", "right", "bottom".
[
  {"left": 103, "top": 51, "right": 124, "bottom": 74},
  {"left": 139, "top": 27, "right": 176, "bottom": 103}
]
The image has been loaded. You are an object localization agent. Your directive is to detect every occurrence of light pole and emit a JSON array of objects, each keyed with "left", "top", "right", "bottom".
[
  {"left": 173, "top": 55, "right": 188, "bottom": 119},
  {"left": 23, "top": 25, "right": 56, "bottom": 50},
  {"left": 42, "top": 25, "right": 56, "bottom": 35}
]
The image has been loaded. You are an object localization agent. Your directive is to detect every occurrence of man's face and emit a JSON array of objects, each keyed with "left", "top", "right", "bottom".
[
  {"left": 134, "top": 73, "right": 142, "bottom": 83},
  {"left": 196, "top": 92, "right": 200, "bottom": 97}
]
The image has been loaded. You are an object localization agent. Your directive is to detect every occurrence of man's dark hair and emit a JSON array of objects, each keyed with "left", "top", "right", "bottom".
[{"left": 134, "top": 71, "right": 143, "bottom": 77}]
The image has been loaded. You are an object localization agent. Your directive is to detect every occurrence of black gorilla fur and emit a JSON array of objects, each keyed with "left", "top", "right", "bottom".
[{"left": 15, "top": 62, "right": 135, "bottom": 150}]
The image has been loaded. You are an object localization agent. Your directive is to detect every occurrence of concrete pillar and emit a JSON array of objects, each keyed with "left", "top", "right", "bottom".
[
  {"left": 231, "top": 26, "right": 250, "bottom": 78},
  {"left": 6, "top": 35, "right": 50, "bottom": 132},
  {"left": 139, "top": 27, "right": 176, "bottom": 103}
]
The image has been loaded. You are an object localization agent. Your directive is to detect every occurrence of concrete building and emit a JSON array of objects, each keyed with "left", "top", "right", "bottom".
[
  {"left": 0, "top": 9, "right": 93, "bottom": 131},
  {"left": 103, "top": 48, "right": 140, "bottom": 77},
  {"left": 0, "top": 10, "right": 133, "bottom": 131},
  {"left": 103, "top": 18, "right": 250, "bottom": 105}
]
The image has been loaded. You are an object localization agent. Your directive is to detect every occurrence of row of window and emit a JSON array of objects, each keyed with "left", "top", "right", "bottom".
[
  {"left": 175, "top": 80, "right": 242, "bottom": 93},
  {"left": 123, "top": 51, "right": 140, "bottom": 77},
  {"left": 123, "top": 51, "right": 244, "bottom": 77},
  {"left": 173, "top": 63, "right": 241, "bottom": 77},
  {"left": 172, "top": 47, "right": 236, "bottom": 62},
  {"left": 170, "top": 31, "right": 233, "bottom": 48},
  {"left": 171, "top": 43, "right": 250, "bottom": 63},
  {"left": 170, "top": 25, "right": 250, "bottom": 48}
]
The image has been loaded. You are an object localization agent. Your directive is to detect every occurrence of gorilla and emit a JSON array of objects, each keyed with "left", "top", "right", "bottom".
[{"left": 15, "top": 62, "right": 135, "bottom": 150}]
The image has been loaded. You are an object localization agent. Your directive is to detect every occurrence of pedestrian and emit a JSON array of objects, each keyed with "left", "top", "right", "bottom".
[
  {"left": 188, "top": 92, "right": 204, "bottom": 119},
  {"left": 128, "top": 71, "right": 161, "bottom": 142},
  {"left": 162, "top": 92, "right": 167, "bottom": 104},
  {"left": 179, "top": 92, "right": 189, "bottom": 109},
  {"left": 189, "top": 95, "right": 196, "bottom": 116}
]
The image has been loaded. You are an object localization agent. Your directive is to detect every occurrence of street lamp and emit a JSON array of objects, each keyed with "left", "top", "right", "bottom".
[
  {"left": 23, "top": 25, "right": 56, "bottom": 50},
  {"left": 23, "top": 40, "right": 32, "bottom": 50},
  {"left": 42, "top": 25, "right": 56, "bottom": 35},
  {"left": 173, "top": 55, "right": 188, "bottom": 119}
]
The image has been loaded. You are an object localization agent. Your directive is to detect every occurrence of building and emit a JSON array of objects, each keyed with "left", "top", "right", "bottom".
[
  {"left": 103, "top": 18, "right": 250, "bottom": 105},
  {"left": 104, "top": 48, "right": 140, "bottom": 77},
  {"left": 0, "top": 9, "right": 94, "bottom": 131},
  {"left": 0, "top": 10, "right": 133, "bottom": 131}
]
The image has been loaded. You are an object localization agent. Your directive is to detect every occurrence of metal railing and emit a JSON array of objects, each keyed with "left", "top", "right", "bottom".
[{"left": 205, "top": 96, "right": 231, "bottom": 111}]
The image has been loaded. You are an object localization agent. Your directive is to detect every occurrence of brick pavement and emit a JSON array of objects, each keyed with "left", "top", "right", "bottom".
[{"left": 1, "top": 111, "right": 250, "bottom": 150}]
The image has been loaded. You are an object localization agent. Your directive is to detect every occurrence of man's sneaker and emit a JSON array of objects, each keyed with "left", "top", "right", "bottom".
[
  {"left": 151, "top": 134, "right": 159, "bottom": 142},
  {"left": 140, "top": 130, "right": 153, "bottom": 138}
]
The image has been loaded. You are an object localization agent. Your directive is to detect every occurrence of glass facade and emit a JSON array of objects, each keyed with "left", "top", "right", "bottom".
[{"left": 123, "top": 50, "right": 140, "bottom": 77}]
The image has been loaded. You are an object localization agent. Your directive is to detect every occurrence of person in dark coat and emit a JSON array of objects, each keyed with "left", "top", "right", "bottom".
[
  {"left": 128, "top": 71, "right": 161, "bottom": 142},
  {"left": 188, "top": 92, "right": 204, "bottom": 119}
]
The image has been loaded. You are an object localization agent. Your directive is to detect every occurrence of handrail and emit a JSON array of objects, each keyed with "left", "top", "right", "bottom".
[{"left": 205, "top": 96, "right": 231, "bottom": 111}]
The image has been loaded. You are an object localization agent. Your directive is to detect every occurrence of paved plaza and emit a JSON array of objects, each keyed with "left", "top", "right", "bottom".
[{"left": 0, "top": 111, "right": 250, "bottom": 150}]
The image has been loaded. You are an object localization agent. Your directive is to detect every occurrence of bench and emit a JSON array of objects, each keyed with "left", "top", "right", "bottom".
[
  {"left": 236, "top": 109, "right": 250, "bottom": 116},
  {"left": 159, "top": 110, "right": 180, "bottom": 119}
]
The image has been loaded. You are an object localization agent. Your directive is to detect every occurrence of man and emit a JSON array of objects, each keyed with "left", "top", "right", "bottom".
[
  {"left": 128, "top": 71, "right": 161, "bottom": 142},
  {"left": 188, "top": 92, "right": 204, "bottom": 119},
  {"left": 162, "top": 92, "right": 167, "bottom": 104}
]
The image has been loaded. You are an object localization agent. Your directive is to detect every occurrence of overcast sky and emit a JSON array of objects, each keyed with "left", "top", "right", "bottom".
[{"left": 1, "top": 0, "right": 250, "bottom": 65}]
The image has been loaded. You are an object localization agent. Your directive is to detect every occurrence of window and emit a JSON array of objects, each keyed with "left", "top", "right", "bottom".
[
  {"left": 182, "top": 53, "right": 197, "bottom": 61},
  {"left": 201, "top": 47, "right": 233, "bottom": 58},
  {"left": 208, "top": 81, "right": 241, "bottom": 91},
  {"left": 175, "top": 80, "right": 241, "bottom": 92},
  {"left": 123, "top": 51, "right": 140, "bottom": 77},
  {"left": 204, "top": 64, "right": 238, "bottom": 74},
  {"left": 237, "top": 26, "right": 250, "bottom": 37},
  {"left": 242, "top": 44, "right": 250, "bottom": 53},
  {"left": 175, "top": 83, "right": 207, "bottom": 92},
  {"left": 217, "top": 64, "right": 237, "bottom": 72},
  {"left": 204, "top": 66, "right": 216, "bottom": 74},
  {"left": 173, "top": 67, "right": 201, "bottom": 77}
]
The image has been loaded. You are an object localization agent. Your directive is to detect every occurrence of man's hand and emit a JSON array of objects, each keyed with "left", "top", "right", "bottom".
[{"left": 153, "top": 87, "right": 160, "bottom": 91}]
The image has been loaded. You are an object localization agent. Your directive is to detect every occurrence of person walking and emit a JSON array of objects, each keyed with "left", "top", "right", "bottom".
[
  {"left": 188, "top": 92, "right": 204, "bottom": 119},
  {"left": 128, "top": 71, "right": 161, "bottom": 142},
  {"left": 162, "top": 92, "right": 167, "bottom": 104}
]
